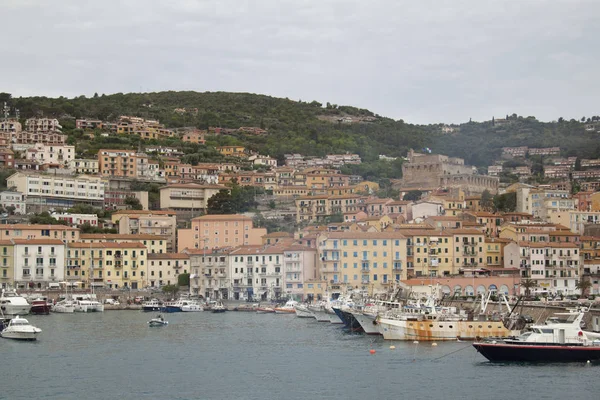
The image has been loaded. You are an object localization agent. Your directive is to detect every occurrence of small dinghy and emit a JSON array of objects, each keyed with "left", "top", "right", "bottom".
[{"left": 148, "top": 314, "right": 168, "bottom": 327}]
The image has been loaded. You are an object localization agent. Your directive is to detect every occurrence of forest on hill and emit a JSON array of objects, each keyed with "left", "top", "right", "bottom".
[{"left": 2, "top": 91, "right": 599, "bottom": 177}]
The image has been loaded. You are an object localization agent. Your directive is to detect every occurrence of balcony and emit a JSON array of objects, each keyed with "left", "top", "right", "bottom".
[{"left": 23, "top": 274, "right": 31, "bottom": 279}]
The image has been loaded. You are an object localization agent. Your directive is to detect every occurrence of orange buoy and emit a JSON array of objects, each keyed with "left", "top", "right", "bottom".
[{"left": 369, "top": 349, "right": 376, "bottom": 355}]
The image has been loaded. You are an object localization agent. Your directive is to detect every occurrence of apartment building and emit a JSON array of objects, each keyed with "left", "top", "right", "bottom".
[
  {"left": 178, "top": 214, "right": 266, "bottom": 252},
  {"left": 25, "top": 143, "right": 75, "bottom": 166},
  {"left": 505, "top": 241, "right": 580, "bottom": 295},
  {"left": 66, "top": 242, "right": 147, "bottom": 290},
  {"left": 283, "top": 245, "right": 317, "bottom": 300},
  {"left": 399, "top": 229, "right": 454, "bottom": 277},
  {"left": 159, "top": 183, "right": 226, "bottom": 212},
  {"left": 51, "top": 212, "right": 98, "bottom": 227},
  {"left": 12, "top": 239, "right": 65, "bottom": 290},
  {"left": 317, "top": 232, "right": 408, "bottom": 295},
  {"left": 7, "top": 171, "right": 106, "bottom": 209},
  {"left": 181, "top": 130, "right": 206, "bottom": 144},
  {"left": 75, "top": 119, "right": 103, "bottom": 130},
  {"left": 216, "top": 146, "right": 247, "bottom": 157},
  {"left": 295, "top": 194, "right": 363, "bottom": 224},
  {"left": 112, "top": 210, "right": 177, "bottom": 252},
  {"left": 0, "top": 148, "right": 14, "bottom": 168},
  {"left": 98, "top": 149, "right": 144, "bottom": 178},
  {"left": 0, "top": 241, "right": 15, "bottom": 289},
  {"left": 516, "top": 187, "right": 573, "bottom": 220},
  {"left": 25, "top": 118, "right": 62, "bottom": 132},
  {"left": 69, "top": 159, "right": 99, "bottom": 175},
  {"left": 147, "top": 253, "right": 190, "bottom": 289},
  {"left": 463, "top": 212, "right": 504, "bottom": 237},
  {"left": 451, "top": 228, "right": 486, "bottom": 271},
  {"left": 0, "top": 191, "right": 26, "bottom": 214},
  {"left": 117, "top": 116, "right": 174, "bottom": 140},
  {"left": 549, "top": 210, "right": 600, "bottom": 235},
  {"left": 184, "top": 248, "right": 229, "bottom": 297},
  {"left": 79, "top": 233, "right": 168, "bottom": 254},
  {"left": 0, "top": 224, "right": 80, "bottom": 242},
  {"left": 229, "top": 246, "right": 285, "bottom": 301}
]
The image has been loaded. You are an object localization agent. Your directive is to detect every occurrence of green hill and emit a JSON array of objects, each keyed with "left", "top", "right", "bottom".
[{"left": 2, "top": 91, "right": 599, "bottom": 178}]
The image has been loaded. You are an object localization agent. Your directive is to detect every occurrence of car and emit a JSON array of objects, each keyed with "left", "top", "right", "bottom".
[
  {"left": 104, "top": 299, "right": 120, "bottom": 305},
  {"left": 521, "top": 314, "right": 534, "bottom": 324}
]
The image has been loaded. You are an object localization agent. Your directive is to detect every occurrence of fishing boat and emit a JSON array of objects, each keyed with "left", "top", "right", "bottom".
[
  {"left": 0, "top": 316, "right": 42, "bottom": 340},
  {"left": 308, "top": 302, "right": 330, "bottom": 322},
  {"left": 30, "top": 296, "right": 52, "bottom": 315},
  {"left": 256, "top": 306, "right": 275, "bottom": 314},
  {"left": 274, "top": 299, "right": 298, "bottom": 314},
  {"left": 148, "top": 314, "right": 168, "bottom": 327},
  {"left": 473, "top": 310, "right": 600, "bottom": 362}
]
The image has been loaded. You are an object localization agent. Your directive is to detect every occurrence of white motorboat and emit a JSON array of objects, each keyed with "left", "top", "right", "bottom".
[
  {"left": 0, "top": 316, "right": 42, "bottom": 340},
  {"left": 294, "top": 304, "right": 314, "bottom": 318},
  {"left": 180, "top": 300, "right": 203, "bottom": 312},
  {"left": 0, "top": 289, "right": 32, "bottom": 317},
  {"left": 148, "top": 314, "right": 168, "bottom": 327},
  {"left": 52, "top": 300, "right": 75, "bottom": 313},
  {"left": 274, "top": 299, "right": 298, "bottom": 314}
]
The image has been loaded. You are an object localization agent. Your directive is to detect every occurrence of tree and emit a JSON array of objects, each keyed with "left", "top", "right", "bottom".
[
  {"left": 403, "top": 190, "right": 422, "bottom": 201},
  {"left": 206, "top": 190, "right": 236, "bottom": 214},
  {"left": 268, "top": 200, "right": 276, "bottom": 210},
  {"left": 125, "top": 197, "right": 143, "bottom": 210},
  {"left": 480, "top": 190, "right": 493, "bottom": 211},
  {"left": 493, "top": 192, "right": 516, "bottom": 212},
  {"left": 162, "top": 284, "right": 179, "bottom": 298},
  {"left": 575, "top": 276, "right": 592, "bottom": 298},
  {"left": 177, "top": 273, "right": 190, "bottom": 287},
  {"left": 29, "top": 212, "right": 68, "bottom": 225},
  {"left": 521, "top": 278, "right": 536, "bottom": 298}
]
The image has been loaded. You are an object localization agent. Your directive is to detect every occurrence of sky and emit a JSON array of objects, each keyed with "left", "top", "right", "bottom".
[{"left": 1, "top": 0, "right": 598, "bottom": 124}]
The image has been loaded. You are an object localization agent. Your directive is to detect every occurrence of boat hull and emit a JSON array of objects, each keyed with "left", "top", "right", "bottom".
[
  {"left": 473, "top": 342, "right": 600, "bottom": 362},
  {"left": 1, "top": 330, "right": 40, "bottom": 340},
  {"left": 379, "top": 318, "right": 516, "bottom": 341},
  {"left": 353, "top": 312, "right": 381, "bottom": 335},
  {"left": 327, "top": 310, "right": 344, "bottom": 324},
  {"left": 309, "top": 307, "right": 330, "bottom": 322},
  {"left": 0, "top": 304, "right": 32, "bottom": 317},
  {"left": 274, "top": 308, "right": 295, "bottom": 314},
  {"left": 148, "top": 320, "right": 168, "bottom": 327},
  {"left": 294, "top": 306, "right": 313, "bottom": 318},
  {"left": 142, "top": 306, "right": 162, "bottom": 312}
]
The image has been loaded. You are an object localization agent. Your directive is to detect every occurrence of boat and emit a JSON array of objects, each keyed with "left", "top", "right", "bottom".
[
  {"left": 256, "top": 307, "right": 275, "bottom": 314},
  {"left": 52, "top": 300, "right": 75, "bottom": 313},
  {"left": 0, "top": 316, "right": 42, "bottom": 340},
  {"left": 294, "top": 304, "right": 314, "bottom": 318},
  {"left": 148, "top": 314, "right": 168, "bottom": 327},
  {"left": 142, "top": 299, "right": 163, "bottom": 312},
  {"left": 308, "top": 302, "right": 330, "bottom": 322},
  {"left": 352, "top": 300, "right": 404, "bottom": 335},
  {"left": 325, "top": 307, "right": 344, "bottom": 324},
  {"left": 72, "top": 299, "right": 104, "bottom": 312},
  {"left": 473, "top": 310, "right": 600, "bottom": 362},
  {"left": 211, "top": 302, "right": 227, "bottom": 313},
  {"left": 378, "top": 292, "right": 519, "bottom": 341},
  {"left": 30, "top": 296, "right": 52, "bottom": 315},
  {"left": 180, "top": 300, "right": 203, "bottom": 312},
  {"left": 0, "top": 289, "right": 32, "bottom": 317},
  {"left": 274, "top": 299, "right": 298, "bottom": 314}
]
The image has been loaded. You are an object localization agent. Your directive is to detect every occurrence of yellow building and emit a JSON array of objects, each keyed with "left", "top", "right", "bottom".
[
  {"left": 317, "top": 232, "right": 408, "bottom": 295},
  {"left": 484, "top": 238, "right": 511, "bottom": 267},
  {"left": 303, "top": 279, "right": 327, "bottom": 301},
  {"left": 147, "top": 253, "right": 190, "bottom": 288},
  {"left": 451, "top": 228, "right": 486, "bottom": 270},
  {"left": 0, "top": 224, "right": 80, "bottom": 243},
  {"left": 79, "top": 233, "right": 168, "bottom": 254},
  {"left": 0, "top": 241, "right": 15, "bottom": 289},
  {"left": 66, "top": 242, "right": 148, "bottom": 289},
  {"left": 397, "top": 229, "right": 454, "bottom": 277},
  {"left": 216, "top": 146, "right": 246, "bottom": 157}
]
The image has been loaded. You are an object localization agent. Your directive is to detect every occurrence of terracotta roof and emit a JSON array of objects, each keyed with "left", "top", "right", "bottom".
[
  {"left": 1, "top": 224, "right": 78, "bottom": 230},
  {"left": 192, "top": 214, "right": 253, "bottom": 221},
  {"left": 161, "top": 183, "right": 226, "bottom": 190},
  {"left": 549, "top": 231, "right": 579, "bottom": 236},
  {"left": 517, "top": 241, "right": 579, "bottom": 248},
  {"left": 147, "top": 253, "right": 190, "bottom": 259},
  {"left": 112, "top": 210, "right": 176, "bottom": 216},
  {"left": 320, "top": 232, "right": 406, "bottom": 239},
  {"left": 263, "top": 232, "right": 293, "bottom": 238},
  {"left": 80, "top": 234, "right": 167, "bottom": 240},
  {"left": 447, "top": 228, "right": 485, "bottom": 235},
  {"left": 68, "top": 242, "right": 146, "bottom": 249},
  {"left": 10, "top": 239, "right": 65, "bottom": 245}
]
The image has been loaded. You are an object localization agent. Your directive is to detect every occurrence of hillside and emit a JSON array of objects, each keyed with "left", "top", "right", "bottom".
[{"left": 2, "top": 91, "right": 600, "bottom": 174}]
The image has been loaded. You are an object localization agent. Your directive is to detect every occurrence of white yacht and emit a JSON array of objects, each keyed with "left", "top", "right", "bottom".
[
  {"left": 1, "top": 316, "right": 42, "bottom": 340},
  {"left": 180, "top": 300, "right": 203, "bottom": 312},
  {"left": 0, "top": 289, "right": 32, "bottom": 317},
  {"left": 52, "top": 300, "right": 75, "bottom": 313}
]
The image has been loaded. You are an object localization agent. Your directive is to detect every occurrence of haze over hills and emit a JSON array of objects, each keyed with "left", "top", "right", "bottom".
[{"left": 2, "top": 91, "right": 600, "bottom": 172}]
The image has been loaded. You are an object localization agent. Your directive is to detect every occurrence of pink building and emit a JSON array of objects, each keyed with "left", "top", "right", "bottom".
[{"left": 178, "top": 214, "right": 267, "bottom": 252}]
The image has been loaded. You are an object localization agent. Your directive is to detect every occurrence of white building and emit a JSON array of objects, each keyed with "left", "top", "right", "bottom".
[
  {"left": 6, "top": 171, "right": 106, "bottom": 209},
  {"left": 229, "top": 246, "right": 285, "bottom": 301},
  {"left": 248, "top": 155, "right": 278, "bottom": 168},
  {"left": 410, "top": 200, "right": 444, "bottom": 221},
  {"left": 283, "top": 245, "right": 317, "bottom": 300},
  {"left": 69, "top": 159, "right": 99, "bottom": 175},
  {"left": 51, "top": 212, "right": 98, "bottom": 227},
  {"left": 12, "top": 239, "right": 65, "bottom": 290},
  {"left": 0, "top": 191, "right": 26, "bottom": 214},
  {"left": 25, "top": 143, "right": 75, "bottom": 166}
]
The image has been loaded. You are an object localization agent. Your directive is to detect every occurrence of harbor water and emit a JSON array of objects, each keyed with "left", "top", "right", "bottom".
[{"left": 2, "top": 311, "right": 598, "bottom": 400}]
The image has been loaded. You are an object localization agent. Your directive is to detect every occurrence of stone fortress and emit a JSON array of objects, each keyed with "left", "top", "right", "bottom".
[{"left": 400, "top": 149, "right": 498, "bottom": 194}]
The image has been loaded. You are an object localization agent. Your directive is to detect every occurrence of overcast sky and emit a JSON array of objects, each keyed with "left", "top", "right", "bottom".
[{"left": 1, "top": 0, "right": 598, "bottom": 124}]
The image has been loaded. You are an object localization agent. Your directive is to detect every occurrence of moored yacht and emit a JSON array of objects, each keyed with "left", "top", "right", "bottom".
[
  {"left": 142, "top": 299, "right": 163, "bottom": 312},
  {"left": 0, "top": 289, "right": 32, "bottom": 317},
  {"left": 52, "top": 300, "right": 75, "bottom": 313},
  {"left": 180, "top": 300, "right": 203, "bottom": 312},
  {"left": 473, "top": 310, "right": 600, "bottom": 362}
]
